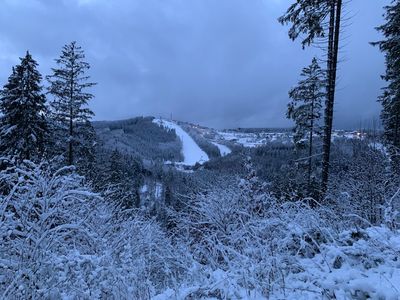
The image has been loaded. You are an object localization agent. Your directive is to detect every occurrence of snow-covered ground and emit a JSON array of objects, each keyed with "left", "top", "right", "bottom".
[
  {"left": 152, "top": 226, "right": 400, "bottom": 300},
  {"left": 212, "top": 142, "right": 231, "bottom": 156},
  {"left": 153, "top": 118, "right": 209, "bottom": 166}
]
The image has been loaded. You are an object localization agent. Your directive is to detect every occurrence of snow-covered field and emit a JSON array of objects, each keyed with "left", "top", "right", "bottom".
[{"left": 153, "top": 118, "right": 209, "bottom": 166}]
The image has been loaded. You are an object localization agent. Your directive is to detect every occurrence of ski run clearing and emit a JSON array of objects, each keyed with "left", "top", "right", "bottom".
[
  {"left": 212, "top": 141, "right": 232, "bottom": 156},
  {"left": 153, "top": 118, "right": 209, "bottom": 166}
]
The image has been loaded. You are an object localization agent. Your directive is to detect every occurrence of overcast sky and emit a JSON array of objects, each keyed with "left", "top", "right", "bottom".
[{"left": 0, "top": 0, "right": 390, "bottom": 129}]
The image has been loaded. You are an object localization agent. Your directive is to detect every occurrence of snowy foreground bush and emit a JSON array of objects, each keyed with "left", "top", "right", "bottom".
[
  {"left": 0, "top": 161, "right": 190, "bottom": 299},
  {"left": 163, "top": 182, "right": 400, "bottom": 300},
  {"left": 0, "top": 161, "right": 399, "bottom": 299}
]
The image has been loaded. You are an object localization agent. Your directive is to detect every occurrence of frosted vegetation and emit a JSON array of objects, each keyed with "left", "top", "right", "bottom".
[{"left": 0, "top": 156, "right": 399, "bottom": 299}]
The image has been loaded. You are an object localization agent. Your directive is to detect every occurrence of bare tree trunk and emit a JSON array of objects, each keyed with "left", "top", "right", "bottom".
[
  {"left": 69, "top": 64, "right": 74, "bottom": 166},
  {"left": 393, "top": 112, "right": 400, "bottom": 173},
  {"left": 308, "top": 98, "right": 314, "bottom": 191},
  {"left": 69, "top": 106, "right": 73, "bottom": 166},
  {"left": 395, "top": 113, "right": 399, "bottom": 148},
  {"left": 321, "top": 0, "right": 342, "bottom": 196}
]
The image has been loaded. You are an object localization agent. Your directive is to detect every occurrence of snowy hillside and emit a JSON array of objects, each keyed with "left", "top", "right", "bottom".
[
  {"left": 212, "top": 142, "right": 232, "bottom": 156},
  {"left": 94, "top": 117, "right": 183, "bottom": 163},
  {"left": 153, "top": 118, "right": 209, "bottom": 166}
]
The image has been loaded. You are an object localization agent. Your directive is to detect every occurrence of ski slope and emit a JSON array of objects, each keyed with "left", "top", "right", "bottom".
[
  {"left": 212, "top": 142, "right": 231, "bottom": 157},
  {"left": 153, "top": 118, "right": 209, "bottom": 166}
]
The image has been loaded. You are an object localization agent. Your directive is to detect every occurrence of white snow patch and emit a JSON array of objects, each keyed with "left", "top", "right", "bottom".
[
  {"left": 155, "top": 182, "right": 163, "bottom": 200},
  {"left": 212, "top": 142, "right": 231, "bottom": 157},
  {"left": 140, "top": 184, "right": 148, "bottom": 193},
  {"left": 369, "top": 142, "right": 388, "bottom": 156},
  {"left": 153, "top": 118, "right": 209, "bottom": 166}
]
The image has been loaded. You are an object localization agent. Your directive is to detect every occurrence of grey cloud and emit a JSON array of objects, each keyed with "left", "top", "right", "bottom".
[{"left": 0, "top": 0, "right": 390, "bottom": 129}]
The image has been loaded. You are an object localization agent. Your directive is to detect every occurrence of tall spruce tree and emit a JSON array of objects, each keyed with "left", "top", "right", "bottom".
[
  {"left": 47, "top": 41, "right": 96, "bottom": 167},
  {"left": 372, "top": 1, "right": 400, "bottom": 171},
  {"left": 287, "top": 58, "right": 325, "bottom": 189},
  {"left": 0, "top": 52, "right": 48, "bottom": 161},
  {"left": 279, "top": 0, "right": 343, "bottom": 195}
]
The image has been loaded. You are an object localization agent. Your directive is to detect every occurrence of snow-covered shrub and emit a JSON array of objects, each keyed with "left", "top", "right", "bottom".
[
  {"left": 172, "top": 168, "right": 342, "bottom": 297},
  {"left": 165, "top": 177, "right": 400, "bottom": 299},
  {"left": 329, "top": 143, "right": 393, "bottom": 225},
  {"left": 0, "top": 160, "right": 102, "bottom": 298},
  {"left": 106, "top": 213, "right": 192, "bottom": 298},
  {"left": 384, "top": 188, "right": 400, "bottom": 230},
  {"left": 2, "top": 158, "right": 398, "bottom": 299},
  {"left": 0, "top": 160, "right": 192, "bottom": 299}
]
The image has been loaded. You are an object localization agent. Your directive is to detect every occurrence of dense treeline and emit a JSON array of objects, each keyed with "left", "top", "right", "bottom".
[{"left": 94, "top": 117, "right": 183, "bottom": 163}]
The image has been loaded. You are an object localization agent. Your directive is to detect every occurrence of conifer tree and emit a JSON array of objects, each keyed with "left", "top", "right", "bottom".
[
  {"left": 47, "top": 41, "right": 96, "bottom": 167},
  {"left": 278, "top": 0, "right": 330, "bottom": 48},
  {"left": 372, "top": 1, "right": 400, "bottom": 171},
  {"left": 279, "top": 0, "right": 343, "bottom": 195},
  {"left": 287, "top": 58, "right": 325, "bottom": 188},
  {"left": 0, "top": 52, "right": 48, "bottom": 161}
]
